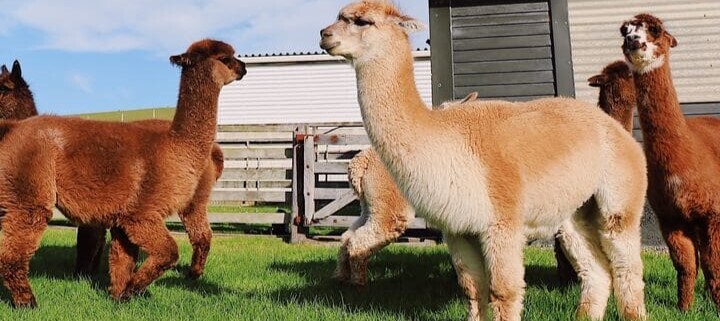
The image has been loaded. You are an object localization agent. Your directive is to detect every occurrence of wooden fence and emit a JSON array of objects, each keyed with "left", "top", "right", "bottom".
[{"left": 212, "top": 123, "right": 431, "bottom": 242}]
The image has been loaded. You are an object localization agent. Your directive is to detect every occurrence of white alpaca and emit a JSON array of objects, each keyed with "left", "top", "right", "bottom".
[
  {"left": 334, "top": 92, "right": 478, "bottom": 286},
  {"left": 320, "top": 1, "right": 648, "bottom": 321}
]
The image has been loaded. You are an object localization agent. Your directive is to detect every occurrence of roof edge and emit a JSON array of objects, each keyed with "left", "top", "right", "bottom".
[{"left": 240, "top": 50, "right": 431, "bottom": 64}]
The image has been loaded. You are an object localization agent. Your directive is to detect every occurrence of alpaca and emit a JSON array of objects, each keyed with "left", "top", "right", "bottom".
[
  {"left": 588, "top": 60, "right": 636, "bottom": 132},
  {"left": 334, "top": 92, "right": 479, "bottom": 286},
  {"left": 622, "top": 13, "right": 720, "bottom": 311},
  {"left": 321, "top": 2, "right": 648, "bottom": 320},
  {"left": 0, "top": 60, "right": 225, "bottom": 279},
  {"left": 554, "top": 60, "right": 639, "bottom": 283},
  {"left": 0, "top": 39, "right": 245, "bottom": 307},
  {"left": 0, "top": 62, "right": 38, "bottom": 119}
]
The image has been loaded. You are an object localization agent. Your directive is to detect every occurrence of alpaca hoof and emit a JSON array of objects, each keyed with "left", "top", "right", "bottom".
[
  {"left": 349, "top": 278, "right": 368, "bottom": 288},
  {"left": 332, "top": 270, "right": 351, "bottom": 283},
  {"left": 12, "top": 297, "right": 38, "bottom": 309},
  {"left": 186, "top": 269, "right": 203, "bottom": 280},
  {"left": 115, "top": 286, "right": 145, "bottom": 302}
]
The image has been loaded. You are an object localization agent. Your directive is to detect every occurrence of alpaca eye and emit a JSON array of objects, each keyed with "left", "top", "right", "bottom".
[
  {"left": 355, "top": 19, "right": 372, "bottom": 27},
  {"left": 648, "top": 26, "right": 660, "bottom": 36},
  {"left": 220, "top": 57, "right": 234, "bottom": 65}
]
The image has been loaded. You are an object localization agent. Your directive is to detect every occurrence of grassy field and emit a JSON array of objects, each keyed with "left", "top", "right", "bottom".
[{"left": 0, "top": 229, "right": 718, "bottom": 321}]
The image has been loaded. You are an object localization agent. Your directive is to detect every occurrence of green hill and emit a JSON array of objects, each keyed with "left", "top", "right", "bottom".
[{"left": 74, "top": 107, "right": 176, "bottom": 122}]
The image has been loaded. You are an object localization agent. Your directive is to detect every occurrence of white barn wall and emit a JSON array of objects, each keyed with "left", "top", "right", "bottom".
[
  {"left": 568, "top": 0, "right": 720, "bottom": 104},
  {"left": 218, "top": 52, "right": 431, "bottom": 125}
]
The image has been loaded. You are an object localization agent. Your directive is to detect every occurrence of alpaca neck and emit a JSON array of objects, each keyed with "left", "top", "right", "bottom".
[
  {"left": 634, "top": 60, "right": 691, "bottom": 165},
  {"left": 599, "top": 88, "right": 634, "bottom": 132},
  {"left": 616, "top": 108, "right": 635, "bottom": 133},
  {"left": 170, "top": 65, "right": 221, "bottom": 155},
  {"left": 354, "top": 46, "right": 430, "bottom": 165}
]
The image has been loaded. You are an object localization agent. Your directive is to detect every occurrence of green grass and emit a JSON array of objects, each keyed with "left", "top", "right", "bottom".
[{"left": 1, "top": 229, "right": 718, "bottom": 321}]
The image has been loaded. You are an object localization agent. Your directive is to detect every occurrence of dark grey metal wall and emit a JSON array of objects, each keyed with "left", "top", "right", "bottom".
[{"left": 430, "top": 0, "right": 574, "bottom": 105}]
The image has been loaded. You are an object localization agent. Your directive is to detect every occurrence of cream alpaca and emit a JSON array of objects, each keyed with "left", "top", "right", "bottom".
[
  {"left": 334, "top": 92, "right": 478, "bottom": 286},
  {"left": 321, "top": 1, "right": 648, "bottom": 320}
]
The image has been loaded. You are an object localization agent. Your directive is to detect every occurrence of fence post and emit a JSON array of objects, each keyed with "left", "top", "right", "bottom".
[
  {"left": 287, "top": 126, "right": 308, "bottom": 243},
  {"left": 303, "top": 133, "right": 316, "bottom": 226}
]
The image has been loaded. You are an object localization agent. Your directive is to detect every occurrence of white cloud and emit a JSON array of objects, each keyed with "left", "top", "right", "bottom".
[
  {"left": 68, "top": 72, "right": 93, "bottom": 93},
  {"left": 1, "top": 0, "right": 428, "bottom": 55}
]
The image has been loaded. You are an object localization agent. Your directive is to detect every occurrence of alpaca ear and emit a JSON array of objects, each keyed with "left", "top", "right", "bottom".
[
  {"left": 396, "top": 15, "right": 426, "bottom": 34},
  {"left": 0, "top": 65, "right": 7, "bottom": 74},
  {"left": 11, "top": 60, "right": 21, "bottom": 78},
  {"left": 587, "top": 74, "right": 608, "bottom": 87},
  {"left": 668, "top": 33, "right": 678, "bottom": 48},
  {"left": 170, "top": 53, "right": 193, "bottom": 67}
]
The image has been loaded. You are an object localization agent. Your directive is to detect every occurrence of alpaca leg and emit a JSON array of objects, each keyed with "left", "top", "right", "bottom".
[
  {"left": 334, "top": 209, "right": 368, "bottom": 283},
  {"left": 595, "top": 210, "right": 647, "bottom": 320},
  {"left": 697, "top": 217, "right": 720, "bottom": 309},
  {"left": 108, "top": 227, "right": 139, "bottom": 299},
  {"left": 347, "top": 205, "right": 415, "bottom": 286},
  {"left": 178, "top": 198, "right": 213, "bottom": 280},
  {"left": 556, "top": 217, "right": 612, "bottom": 320},
  {"left": 554, "top": 236, "right": 577, "bottom": 283},
  {"left": 445, "top": 233, "right": 488, "bottom": 321},
  {"left": 117, "top": 218, "right": 179, "bottom": 300},
  {"left": 659, "top": 222, "right": 698, "bottom": 310},
  {"left": 0, "top": 208, "right": 51, "bottom": 308},
  {"left": 75, "top": 225, "right": 107, "bottom": 276},
  {"left": 482, "top": 227, "right": 525, "bottom": 321}
]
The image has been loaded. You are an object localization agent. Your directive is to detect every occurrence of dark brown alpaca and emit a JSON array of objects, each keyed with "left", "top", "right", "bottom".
[
  {"left": 0, "top": 39, "right": 245, "bottom": 307},
  {"left": 588, "top": 60, "right": 636, "bottom": 132},
  {"left": 0, "top": 60, "right": 225, "bottom": 279},
  {"left": 0, "top": 61, "right": 38, "bottom": 119},
  {"left": 623, "top": 13, "right": 720, "bottom": 311}
]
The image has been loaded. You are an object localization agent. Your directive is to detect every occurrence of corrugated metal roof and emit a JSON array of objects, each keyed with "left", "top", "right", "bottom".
[
  {"left": 568, "top": 0, "right": 720, "bottom": 104},
  {"left": 219, "top": 52, "right": 431, "bottom": 125}
]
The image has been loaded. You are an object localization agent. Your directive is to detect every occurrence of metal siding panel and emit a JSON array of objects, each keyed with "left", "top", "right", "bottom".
[
  {"left": 569, "top": 0, "right": 720, "bottom": 104},
  {"left": 218, "top": 57, "right": 431, "bottom": 125},
  {"left": 449, "top": 1, "right": 556, "bottom": 100}
]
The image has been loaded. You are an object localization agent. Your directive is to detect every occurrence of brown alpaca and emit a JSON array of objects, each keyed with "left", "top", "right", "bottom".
[
  {"left": 0, "top": 60, "right": 225, "bottom": 279},
  {"left": 588, "top": 60, "right": 636, "bottom": 132},
  {"left": 0, "top": 62, "right": 38, "bottom": 120},
  {"left": 622, "top": 13, "right": 720, "bottom": 311},
  {"left": 0, "top": 39, "right": 245, "bottom": 307}
]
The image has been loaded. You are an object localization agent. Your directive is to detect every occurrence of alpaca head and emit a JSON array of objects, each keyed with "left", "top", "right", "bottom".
[
  {"left": 320, "top": 0, "right": 424, "bottom": 62},
  {"left": 588, "top": 60, "right": 636, "bottom": 115},
  {"left": 620, "top": 13, "right": 677, "bottom": 74},
  {"left": 170, "top": 39, "right": 247, "bottom": 85},
  {"left": 0, "top": 60, "right": 36, "bottom": 120}
]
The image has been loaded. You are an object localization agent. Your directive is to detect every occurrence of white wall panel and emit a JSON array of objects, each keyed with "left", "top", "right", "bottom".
[{"left": 218, "top": 53, "right": 431, "bottom": 125}]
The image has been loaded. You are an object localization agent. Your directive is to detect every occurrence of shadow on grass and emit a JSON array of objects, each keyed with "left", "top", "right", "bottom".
[
  {"left": 0, "top": 244, "right": 229, "bottom": 307},
  {"left": 263, "top": 248, "right": 572, "bottom": 318},
  {"left": 156, "top": 266, "right": 232, "bottom": 296},
  {"left": 264, "top": 250, "right": 459, "bottom": 317}
]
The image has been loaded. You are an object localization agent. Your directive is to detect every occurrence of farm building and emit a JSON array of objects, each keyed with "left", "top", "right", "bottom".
[
  {"left": 217, "top": 51, "right": 432, "bottom": 125},
  {"left": 217, "top": 0, "right": 718, "bottom": 125}
]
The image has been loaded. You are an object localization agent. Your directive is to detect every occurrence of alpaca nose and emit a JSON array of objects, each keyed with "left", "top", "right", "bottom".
[
  {"left": 625, "top": 34, "right": 640, "bottom": 42},
  {"left": 321, "top": 28, "right": 333, "bottom": 38},
  {"left": 624, "top": 37, "right": 642, "bottom": 51}
]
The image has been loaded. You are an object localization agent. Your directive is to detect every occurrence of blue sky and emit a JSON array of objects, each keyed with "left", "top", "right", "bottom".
[{"left": 0, "top": 0, "right": 428, "bottom": 115}]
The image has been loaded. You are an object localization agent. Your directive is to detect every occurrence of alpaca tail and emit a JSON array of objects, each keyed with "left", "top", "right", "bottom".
[{"left": 348, "top": 149, "right": 373, "bottom": 199}]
